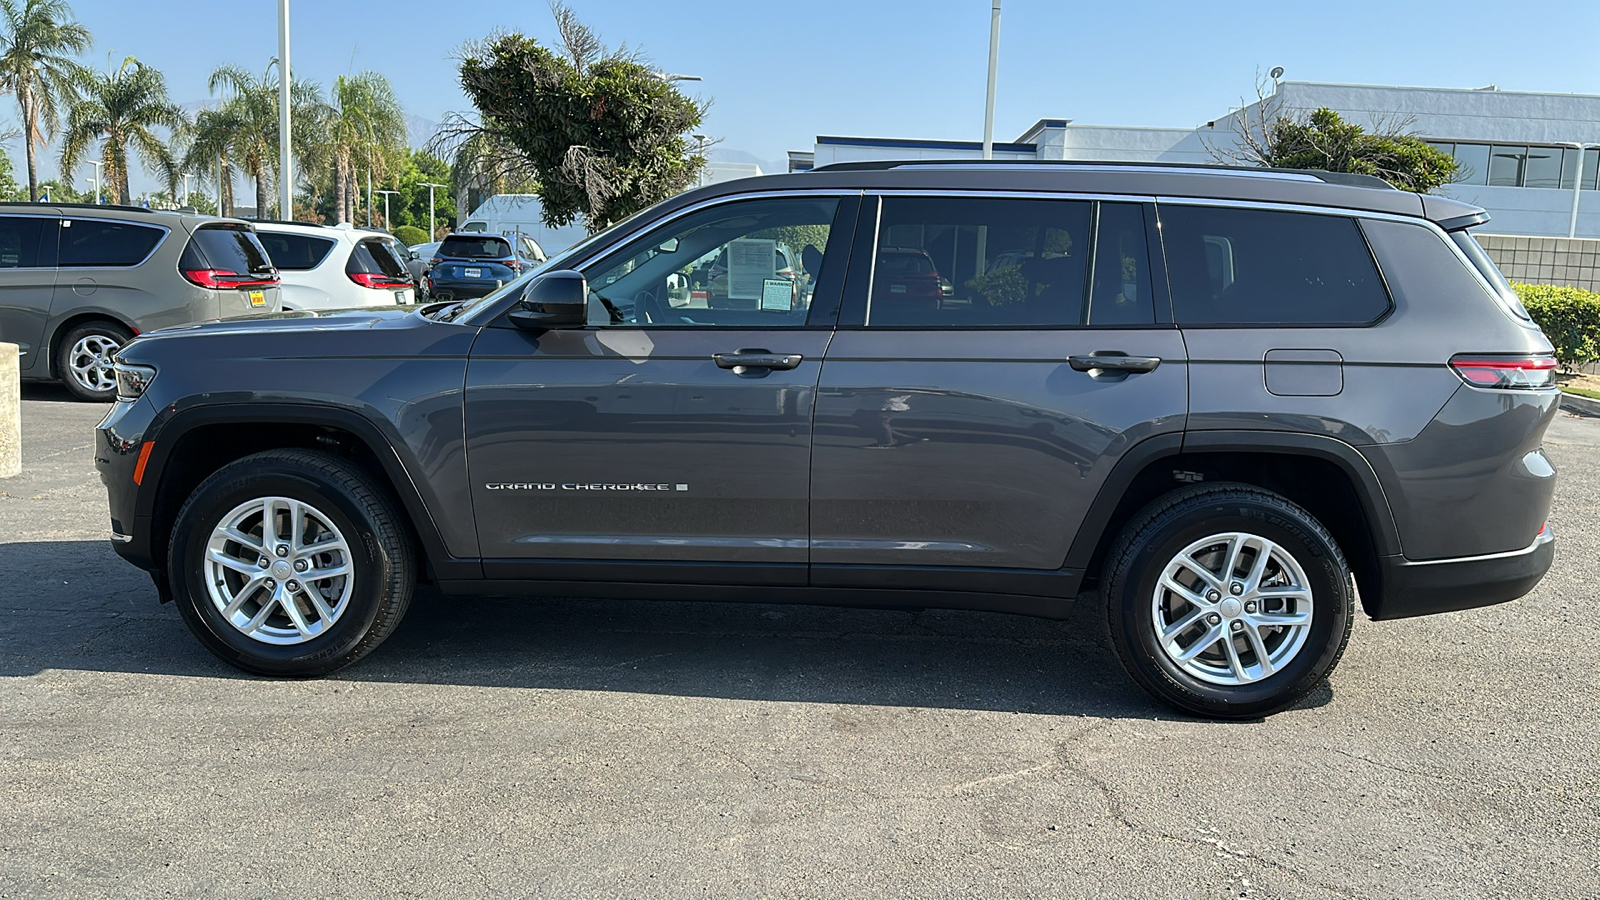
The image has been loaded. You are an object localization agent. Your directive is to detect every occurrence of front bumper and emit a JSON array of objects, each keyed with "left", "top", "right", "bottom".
[
  {"left": 94, "top": 394, "right": 161, "bottom": 572},
  {"left": 1371, "top": 524, "right": 1555, "bottom": 620}
]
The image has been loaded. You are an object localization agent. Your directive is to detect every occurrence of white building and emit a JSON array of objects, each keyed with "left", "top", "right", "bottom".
[{"left": 792, "top": 81, "right": 1600, "bottom": 241}]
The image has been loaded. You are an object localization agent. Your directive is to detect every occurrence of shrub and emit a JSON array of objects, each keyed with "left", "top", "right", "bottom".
[
  {"left": 1512, "top": 282, "right": 1600, "bottom": 369},
  {"left": 392, "top": 224, "right": 429, "bottom": 247}
]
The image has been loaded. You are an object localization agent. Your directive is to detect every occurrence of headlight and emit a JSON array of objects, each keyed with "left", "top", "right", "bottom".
[{"left": 114, "top": 362, "right": 157, "bottom": 401}]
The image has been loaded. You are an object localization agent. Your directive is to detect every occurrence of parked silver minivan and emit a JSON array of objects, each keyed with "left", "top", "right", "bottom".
[{"left": 0, "top": 203, "right": 281, "bottom": 400}]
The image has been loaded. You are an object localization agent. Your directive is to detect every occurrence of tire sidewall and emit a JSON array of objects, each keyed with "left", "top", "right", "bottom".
[
  {"left": 170, "top": 465, "right": 394, "bottom": 676},
  {"left": 1112, "top": 498, "right": 1351, "bottom": 717}
]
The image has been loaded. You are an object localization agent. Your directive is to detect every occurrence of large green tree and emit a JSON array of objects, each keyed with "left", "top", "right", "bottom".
[
  {"left": 442, "top": 3, "right": 705, "bottom": 233},
  {"left": 0, "top": 0, "right": 90, "bottom": 201},
  {"left": 181, "top": 105, "right": 240, "bottom": 216},
  {"left": 60, "top": 56, "right": 184, "bottom": 204},
  {"left": 205, "top": 64, "right": 278, "bottom": 216}
]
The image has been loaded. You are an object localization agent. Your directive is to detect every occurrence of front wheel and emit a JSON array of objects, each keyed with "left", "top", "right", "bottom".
[
  {"left": 1103, "top": 484, "right": 1353, "bottom": 719},
  {"left": 167, "top": 449, "right": 415, "bottom": 676}
]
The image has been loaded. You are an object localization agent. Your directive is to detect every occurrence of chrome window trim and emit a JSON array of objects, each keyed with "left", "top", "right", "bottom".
[
  {"left": 56, "top": 216, "right": 172, "bottom": 270},
  {"left": 919, "top": 163, "right": 1324, "bottom": 183}
]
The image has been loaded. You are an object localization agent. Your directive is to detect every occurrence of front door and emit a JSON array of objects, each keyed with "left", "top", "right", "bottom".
[
  {"left": 810, "top": 195, "right": 1188, "bottom": 584},
  {"left": 465, "top": 195, "right": 858, "bottom": 581}
]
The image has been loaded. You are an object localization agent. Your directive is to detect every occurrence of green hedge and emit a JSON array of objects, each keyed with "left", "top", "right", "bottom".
[
  {"left": 1512, "top": 282, "right": 1600, "bottom": 368},
  {"left": 392, "top": 225, "right": 429, "bottom": 247}
]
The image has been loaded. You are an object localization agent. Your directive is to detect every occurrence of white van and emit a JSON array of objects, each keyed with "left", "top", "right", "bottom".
[{"left": 458, "top": 195, "right": 589, "bottom": 258}]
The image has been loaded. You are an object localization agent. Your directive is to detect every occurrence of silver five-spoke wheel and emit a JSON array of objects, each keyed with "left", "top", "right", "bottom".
[
  {"left": 204, "top": 496, "right": 354, "bottom": 645},
  {"left": 67, "top": 334, "right": 121, "bottom": 394},
  {"left": 1152, "top": 531, "right": 1314, "bottom": 685}
]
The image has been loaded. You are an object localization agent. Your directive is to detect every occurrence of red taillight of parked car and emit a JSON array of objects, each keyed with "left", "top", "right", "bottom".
[
  {"left": 182, "top": 269, "right": 279, "bottom": 290},
  {"left": 1448, "top": 354, "right": 1557, "bottom": 389},
  {"left": 348, "top": 272, "right": 409, "bottom": 289}
]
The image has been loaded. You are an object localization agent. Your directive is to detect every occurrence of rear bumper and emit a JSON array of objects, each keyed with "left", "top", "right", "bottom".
[
  {"left": 1371, "top": 525, "right": 1554, "bottom": 620},
  {"left": 428, "top": 279, "right": 502, "bottom": 300}
]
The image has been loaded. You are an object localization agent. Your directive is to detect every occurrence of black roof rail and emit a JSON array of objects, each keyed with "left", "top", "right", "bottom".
[
  {"left": 0, "top": 200, "right": 168, "bottom": 213},
  {"left": 245, "top": 218, "right": 329, "bottom": 228},
  {"left": 806, "top": 158, "right": 1397, "bottom": 190}
]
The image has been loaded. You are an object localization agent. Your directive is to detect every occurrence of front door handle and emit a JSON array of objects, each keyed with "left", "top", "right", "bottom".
[
  {"left": 1068, "top": 352, "right": 1161, "bottom": 374},
  {"left": 713, "top": 349, "right": 803, "bottom": 371}
]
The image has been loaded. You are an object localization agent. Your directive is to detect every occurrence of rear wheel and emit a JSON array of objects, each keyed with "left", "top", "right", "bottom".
[
  {"left": 1103, "top": 483, "right": 1353, "bottom": 719},
  {"left": 56, "top": 321, "right": 132, "bottom": 402},
  {"left": 167, "top": 449, "right": 415, "bottom": 676}
]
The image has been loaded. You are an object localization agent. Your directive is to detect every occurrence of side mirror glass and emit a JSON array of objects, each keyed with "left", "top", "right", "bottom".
[{"left": 506, "top": 270, "right": 587, "bottom": 330}]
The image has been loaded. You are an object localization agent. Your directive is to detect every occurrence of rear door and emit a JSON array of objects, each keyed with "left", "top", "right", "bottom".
[
  {"left": 809, "top": 193, "right": 1188, "bottom": 586},
  {"left": 52, "top": 216, "right": 182, "bottom": 329}
]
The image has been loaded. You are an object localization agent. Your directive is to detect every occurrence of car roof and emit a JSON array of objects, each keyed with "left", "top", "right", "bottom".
[
  {"left": 658, "top": 160, "right": 1487, "bottom": 228},
  {"left": 0, "top": 201, "right": 261, "bottom": 230}
]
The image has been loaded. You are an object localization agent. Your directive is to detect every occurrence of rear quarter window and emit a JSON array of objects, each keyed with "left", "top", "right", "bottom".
[
  {"left": 59, "top": 219, "right": 164, "bottom": 268},
  {"left": 1160, "top": 205, "right": 1390, "bottom": 326},
  {"left": 346, "top": 238, "right": 409, "bottom": 278},
  {"left": 256, "top": 232, "right": 337, "bottom": 271}
]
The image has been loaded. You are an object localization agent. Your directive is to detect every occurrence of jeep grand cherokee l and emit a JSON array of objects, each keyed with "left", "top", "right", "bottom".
[{"left": 95, "top": 161, "right": 1558, "bottom": 718}]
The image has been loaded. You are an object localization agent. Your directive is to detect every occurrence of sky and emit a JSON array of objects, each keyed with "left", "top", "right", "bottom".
[{"left": 23, "top": 0, "right": 1600, "bottom": 197}]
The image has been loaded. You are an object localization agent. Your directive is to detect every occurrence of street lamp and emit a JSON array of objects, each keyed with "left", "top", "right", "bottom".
[
  {"left": 653, "top": 72, "right": 701, "bottom": 83},
  {"left": 86, "top": 160, "right": 103, "bottom": 204},
  {"left": 374, "top": 189, "right": 399, "bottom": 230},
  {"left": 278, "top": 0, "right": 293, "bottom": 227},
  {"left": 982, "top": 0, "right": 1001, "bottom": 160},
  {"left": 693, "top": 134, "right": 707, "bottom": 188},
  {"left": 180, "top": 173, "right": 192, "bottom": 209},
  {"left": 419, "top": 182, "right": 447, "bottom": 240}
]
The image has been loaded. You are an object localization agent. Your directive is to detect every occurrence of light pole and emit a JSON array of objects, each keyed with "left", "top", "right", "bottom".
[
  {"left": 366, "top": 168, "right": 373, "bottom": 226},
  {"left": 419, "top": 182, "right": 446, "bottom": 239},
  {"left": 693, "top": 134, "right": 707, "bottom": 188},
  {"left": 374, "top": 189, "right": 399, "bottom": 230},
  {"left": 180, "top": 173, "right": 192, "bottom": 209},
  {"left": 278, "top": 0, "right": 293, "bottom": 223},
  {"left": 86, "top": 160, "right": 103, "bottom": 204},
  {"left": 1568, "top": 143, "right": 1595, "bottom": 239},
  {"left": 982, "top": 0, "right": 1001, "bottom": 160}
]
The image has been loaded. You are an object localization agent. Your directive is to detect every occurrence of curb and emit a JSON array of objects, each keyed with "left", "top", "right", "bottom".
[{"left": 1560, "top": 390, "right": 1600, "bottom": 418}]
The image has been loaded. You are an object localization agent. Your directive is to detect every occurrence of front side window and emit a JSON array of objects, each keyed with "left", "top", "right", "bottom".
[
  {"left": 1161, "top": 205, "right": 1390, "bottom": 326},
  {"left": 583, "top": 197, "right": 840, "bottom": 328},
  {"left": 59, "top": 219, "right": 163, "bottom": 268}
]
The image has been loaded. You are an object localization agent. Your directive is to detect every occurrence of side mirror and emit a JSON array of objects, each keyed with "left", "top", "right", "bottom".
[
  {"left": 506, "top": 270, "right": 587, "bottom": 329},
  {"left": 408, "top": 250, "right": 419, "bottom": 260}
]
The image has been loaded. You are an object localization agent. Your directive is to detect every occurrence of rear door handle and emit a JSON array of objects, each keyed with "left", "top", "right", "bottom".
[
  {"left": 714, "top": 349, "right": 803, "bottom": 371},
  {"left": 1068, "top": 352, "right": 1161, "bottom": 374}
]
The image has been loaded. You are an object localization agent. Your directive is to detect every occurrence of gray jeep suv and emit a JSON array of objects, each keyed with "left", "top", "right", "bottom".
[
  {"left": 95, "top": 162, "right": 1558, "bottom": 718},
  {"left": 0, "top": 203, "right": 281, "bottom": 400}
]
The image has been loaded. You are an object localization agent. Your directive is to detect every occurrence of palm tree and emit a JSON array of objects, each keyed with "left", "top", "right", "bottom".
[
  {"left": 0, "top": 0, "right": 91, "bottom": 201},
  {"left": 59, "top": 56, "right": 184, "bottom": 204},
  {"left": 182, "top": 104, "right": 240, "bottom": 216},
  {"left": 206, "top": 64, "right": 279, "bottom": 216},
  {"left": 326, "top": 71, "right": 405, "bottom": 224}
]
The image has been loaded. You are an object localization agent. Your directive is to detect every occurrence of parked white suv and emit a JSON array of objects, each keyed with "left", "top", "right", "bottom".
[{"left": 252, "top": 222, "right": 415, "bottom": 310}]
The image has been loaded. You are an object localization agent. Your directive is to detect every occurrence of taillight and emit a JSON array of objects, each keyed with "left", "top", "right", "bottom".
[
  {"left": 508, "top": 259, "right": 523, "bottom": 272},
  {"left": 349, "top": 272, "right": 405, "bottom": 289},
  {"left": 429, "top": 257, "right": 441, "bottom": 267},
  {"left": 1449, "top": 354, "right": 1557, "bottom": 389},
  {"left": 183, "top": 269, "right": 277, "bottom": 289}
]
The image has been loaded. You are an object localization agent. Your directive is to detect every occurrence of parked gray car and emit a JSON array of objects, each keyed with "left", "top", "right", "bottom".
[
  {"left": 0, "top": 203, "right": 281, "bottom": 400},
  {"left": 96, "top": 162, "right": 1557, "bottom": 718}
]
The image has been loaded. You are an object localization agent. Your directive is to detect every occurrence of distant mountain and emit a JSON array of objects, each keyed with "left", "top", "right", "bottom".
[{"left": 708, "top": 147, "right": 788, "bottom": 175}]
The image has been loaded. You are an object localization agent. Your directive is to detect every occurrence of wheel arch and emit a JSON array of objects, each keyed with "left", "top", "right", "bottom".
[
  {"left": 46, "top": 312, "right": 138, "bottom": 380},
  {"left": 1069, "top": 431, "right": 1400, "bottom": 617},
  {"left": 139, "top": 402, "right": 477, "bottom": 585}
]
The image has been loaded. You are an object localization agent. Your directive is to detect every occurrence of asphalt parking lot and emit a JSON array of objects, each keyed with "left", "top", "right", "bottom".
[{"left": 1, "top": 385, "right": 1595, "bottom": 899}]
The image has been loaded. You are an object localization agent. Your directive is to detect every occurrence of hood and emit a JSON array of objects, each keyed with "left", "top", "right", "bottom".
[
  {"left": 116, "top": 305, "right": 478, "bottom": 366},
  {"left": 148, "top": 305, "right": 417, "bottom": 337}
]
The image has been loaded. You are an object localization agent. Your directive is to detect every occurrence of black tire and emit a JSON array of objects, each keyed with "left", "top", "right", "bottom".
[
  {"left": 55, "top": 320, "right": 132, "bottom": 402},
  {"left": 166, "top": 449, "right": 415, "bottom": 676},
  {"left": 1103, "top": 483, "right": 1353, "bottom": 719}
]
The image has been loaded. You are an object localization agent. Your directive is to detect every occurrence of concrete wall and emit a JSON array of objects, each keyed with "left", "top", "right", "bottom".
[{"left": 1478, "top": 233, "right": 1600, "bottom": 291}]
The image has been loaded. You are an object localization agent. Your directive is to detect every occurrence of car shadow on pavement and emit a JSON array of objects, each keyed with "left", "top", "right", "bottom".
[{"left": 0, "top": 540, "right": 1324, "bottom": 718}]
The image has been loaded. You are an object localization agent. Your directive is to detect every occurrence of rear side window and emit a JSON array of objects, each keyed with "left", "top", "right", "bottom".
[
  {"left": 58, "top": 219, "right": 163, "bottom": 268},
  {"left": 256, "top": 231, "right": 337, "bottom": 271},
  {"left": 346, "top": 238, "right": 409, "bottom": 279},
  {"left": 438, "top": 236, "right": 511, "bottom": 259},
  {"left": 867, "top": 196, "right": 1093, "bottom": 327},
  {"left": 0, "top": 215, "right": 48, "bottom": 267},
  {"left": 1160, "top": 206, "right": 1390, "bottom": 326},
  {"left": 179, "top": 226, "right": 274, "bottom": 274}
]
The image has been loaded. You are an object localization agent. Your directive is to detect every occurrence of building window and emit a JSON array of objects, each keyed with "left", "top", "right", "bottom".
[{"left": 1431, "top": 140, "right": 1597, "bottom": 190}]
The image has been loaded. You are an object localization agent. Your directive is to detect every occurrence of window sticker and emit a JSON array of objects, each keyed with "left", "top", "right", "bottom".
[
  {"left": 726, "top": 238, "right": 776, "bottom": 300},
  {"left": 760, "top": 278, "right": 793, "bottom": 311}
]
